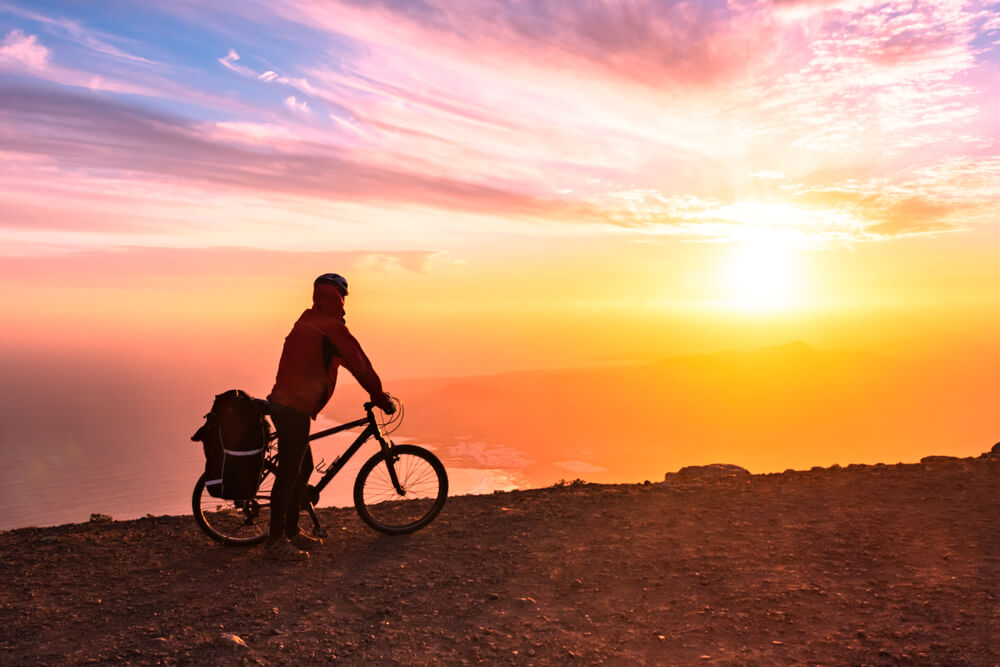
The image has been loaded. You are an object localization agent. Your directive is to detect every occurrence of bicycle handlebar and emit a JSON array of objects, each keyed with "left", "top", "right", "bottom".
[{"left": 365, "top": 394, "right": 398, "bottom": 415}]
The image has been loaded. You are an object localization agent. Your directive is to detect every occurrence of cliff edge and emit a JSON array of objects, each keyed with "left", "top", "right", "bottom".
[{"left": 2, "top": 451, "right": 998, "bottom": 664}]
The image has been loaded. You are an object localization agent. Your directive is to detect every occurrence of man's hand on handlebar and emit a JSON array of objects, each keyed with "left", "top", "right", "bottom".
[{"left": 375, "top": 392, "right": 396, "bottom": 414}]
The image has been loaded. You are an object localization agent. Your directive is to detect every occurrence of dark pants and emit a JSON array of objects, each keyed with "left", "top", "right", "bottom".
[{"left": 267, "top": 402, "right": 313, "bottom": 542}]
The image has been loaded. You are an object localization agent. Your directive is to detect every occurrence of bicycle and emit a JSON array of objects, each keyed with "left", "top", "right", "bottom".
[{"left": 192, "top": 397, "right": 448, "bottom": 545}]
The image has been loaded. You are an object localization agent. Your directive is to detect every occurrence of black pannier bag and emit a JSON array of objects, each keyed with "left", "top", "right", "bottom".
[{"left": 191, "top": 389, "right": 269, "bottom": 500}]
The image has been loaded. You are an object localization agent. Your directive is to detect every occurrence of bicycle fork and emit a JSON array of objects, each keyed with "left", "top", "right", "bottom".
[{"left": 376, "top": 434, "right": 406, "bottom": 496}]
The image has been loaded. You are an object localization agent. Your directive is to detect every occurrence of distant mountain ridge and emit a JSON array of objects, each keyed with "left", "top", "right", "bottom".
[{"left": 329, "top": 342, "right": 996, "bottom": 488}]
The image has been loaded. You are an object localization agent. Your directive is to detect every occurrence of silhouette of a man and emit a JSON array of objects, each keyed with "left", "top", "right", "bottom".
[{"left": 264, "top": 273, "right": 394, "bottom": 561}]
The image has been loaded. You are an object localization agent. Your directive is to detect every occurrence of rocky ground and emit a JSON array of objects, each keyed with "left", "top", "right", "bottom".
[{"left": 1, "top": 451, "right": 998, "bottom": 665}]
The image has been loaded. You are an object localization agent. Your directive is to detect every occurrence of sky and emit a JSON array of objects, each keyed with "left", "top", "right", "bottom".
[
  {"left": 2, "top": 2, "right": 1000, "bottom": 365},
  {"left": 1, "top": 0, "right": 999, "bottom": 514}
]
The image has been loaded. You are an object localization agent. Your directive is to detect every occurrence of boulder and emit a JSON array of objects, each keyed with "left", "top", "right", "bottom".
[
  {"left": 920, "top": 455, "right": 960, "bottom": 464},
  {"left": 991, "top": 442, "right": 1000, "bottom": 455},
  {"left": 665, "top": 463, "right": 750, "bottom": 484}
]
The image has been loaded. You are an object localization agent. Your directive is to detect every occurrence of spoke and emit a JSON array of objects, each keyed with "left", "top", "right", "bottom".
[
  {"left": 409, "top": 468, "right": 434, "bottom": 487},
  {"left": 360, "top": 451, "right": 443, "bottom": 530}
]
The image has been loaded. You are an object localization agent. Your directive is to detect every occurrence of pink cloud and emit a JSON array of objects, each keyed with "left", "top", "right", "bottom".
[
  {"left": 0, "top": 197, "right": 148, "bottom": 233},
  {"left": 283, "top": 95, "right": 310, "bottom": 114},
  {"left": 240, "top": 0, "right": 989, "bottom": 215},
  {"left": 211, "top": 121, "right": 307, "bottom": 144},
  {"left": 282, "top": 0, "right": 786, "bottom": 89},
  {"left": 0, "top": 82, "right": 604, "bottom": 226},
  {"left": 0, "top": 30, "right": 50, "bottom": 70},
  {"left": 2, "top": 0, "right": 996, "bottom": 252}
]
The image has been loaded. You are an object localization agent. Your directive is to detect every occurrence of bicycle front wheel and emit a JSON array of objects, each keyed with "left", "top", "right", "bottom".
[
  {"left": 354, "top": 445, "right": 448, "bottom": 535},
  {"left": 192, "top": 470, "right": 273, "bottom": 545}
]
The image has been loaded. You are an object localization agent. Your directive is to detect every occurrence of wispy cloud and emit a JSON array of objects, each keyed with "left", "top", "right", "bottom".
[
  {"left": 0, "top": 83, "right": 598, "bottom": 235},
  {"left": 0, "top": 3, "right": 157, "bottom": 65},
  {"left": 0, "top": 246, "right": 443, "bottom": 286},
  {"left": 218, "top": 48, "right": 254, "bottom": 76},
  {"left": 0, "top": 28, "right": 257, "bottom": 110}
]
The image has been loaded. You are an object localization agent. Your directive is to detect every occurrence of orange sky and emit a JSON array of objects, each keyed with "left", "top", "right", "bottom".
[
  {"left": 2, "top": 0, "right": 999, "bottom": 505},
  {"left": 3, "top": 232, "right": 999, "bottom": 380}
]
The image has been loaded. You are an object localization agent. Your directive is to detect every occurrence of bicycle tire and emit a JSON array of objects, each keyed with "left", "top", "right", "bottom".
[
  {"left": 192, "top": 470, "right": 273, "bottom": 546},
  {"left": 353, "top": 444, "right": 448, "bottom": 535}
]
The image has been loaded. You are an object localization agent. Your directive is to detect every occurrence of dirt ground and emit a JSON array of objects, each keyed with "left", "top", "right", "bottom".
[{"left": 1, "top": 454, "right": 998, "bottom": 665}]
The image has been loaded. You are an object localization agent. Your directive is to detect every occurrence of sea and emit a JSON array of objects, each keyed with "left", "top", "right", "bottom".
[{"left": 0, "top": 415, "right": 526, "bottom": 531}]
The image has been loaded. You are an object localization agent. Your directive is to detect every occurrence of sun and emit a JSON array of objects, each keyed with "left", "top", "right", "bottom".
[{"left": 721, "top": 237, "right": 803, "bottom": 312}]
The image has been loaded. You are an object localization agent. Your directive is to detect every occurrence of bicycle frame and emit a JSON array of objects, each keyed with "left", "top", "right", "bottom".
[{"left": 263, "top": 404, "right": 403, "bottom": 498}]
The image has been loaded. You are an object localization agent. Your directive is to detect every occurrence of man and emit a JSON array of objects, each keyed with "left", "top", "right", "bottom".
[{"left": 264, "top": 273, "right": 394, "bottom": 561}]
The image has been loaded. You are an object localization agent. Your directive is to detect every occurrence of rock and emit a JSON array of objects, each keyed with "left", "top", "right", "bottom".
[
  {"left": 89, "top": 513, "right": 113, "bottom": 523},
  {"left": 920, "top": 455, "right": 960, "bottom": 464},
  {"left": 990, "top": 442, "right": 1000, "bottom": 455},
  {"left": 219, "top": 633, "right": 248, "bottom": 648},
  {"left": 665, "top": 463, "right": 750, "bottom": 483}
]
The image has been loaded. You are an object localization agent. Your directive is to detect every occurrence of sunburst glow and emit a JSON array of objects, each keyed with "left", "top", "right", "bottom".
[{"left": 721, "top": 235, "right": 804, "bottom": 312}]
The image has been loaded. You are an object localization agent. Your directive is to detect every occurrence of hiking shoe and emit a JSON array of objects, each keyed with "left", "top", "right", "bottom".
[
  {"left": 263, "top": 539, "right": 309, "bottom": 562},
  {"left": 289, "top": 532, "right": 323, "bottom": 550}
]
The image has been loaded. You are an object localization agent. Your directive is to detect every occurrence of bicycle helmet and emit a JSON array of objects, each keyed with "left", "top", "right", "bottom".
[{"left": 314, "top": 272, "right": 348, "bottom": 296}]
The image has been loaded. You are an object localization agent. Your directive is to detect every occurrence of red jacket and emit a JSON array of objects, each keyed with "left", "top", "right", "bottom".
[{"left": 268, "top": 283, "right": 385, "bottom": 417}]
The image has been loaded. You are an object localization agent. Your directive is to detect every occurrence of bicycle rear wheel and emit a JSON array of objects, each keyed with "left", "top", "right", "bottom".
[
  {"left": 192, "top": 468, "right": 274, "bottom": 545},
  {"left": 354, "top": 444, "right": 448, "bottom": 535}
]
